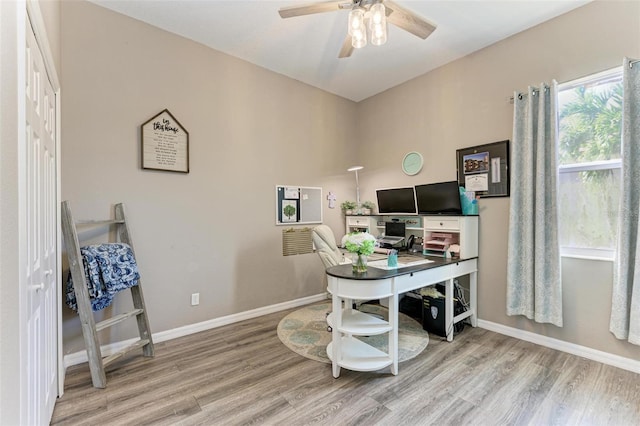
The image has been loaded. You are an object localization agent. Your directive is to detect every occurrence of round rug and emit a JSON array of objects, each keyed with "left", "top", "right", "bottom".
[{"left": 277, "top": 301, "right": 428, "bottom": 364}]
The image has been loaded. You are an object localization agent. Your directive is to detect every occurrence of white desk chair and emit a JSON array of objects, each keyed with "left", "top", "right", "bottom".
[
  {"left": 311, "top": 225, "right": 350, "bottom": 269},
  {"left": 311, "top": 225, "right": 382, "bottom": 316}
]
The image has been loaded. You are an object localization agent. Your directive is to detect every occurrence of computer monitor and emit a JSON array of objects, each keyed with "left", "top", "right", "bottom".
[
  {"left": 415, "top": 181, "right": 462, "bottom": 214},
  {"left": 376, "top": 187, "right": 417, "bottom": 214},
  {"left": 385, "top": 221, "right": 406, "bottom": 237}
]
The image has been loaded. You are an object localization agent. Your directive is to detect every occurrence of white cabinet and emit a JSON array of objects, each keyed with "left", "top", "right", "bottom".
[
  {"left": 422, "top": 215, "right": 478, "bottom": 259},
  {"left": 345, "top": 216, "right": 379, "bottom": 235},
  {"left": 345, "top": 215, "right": 479, "bottom": 260}
]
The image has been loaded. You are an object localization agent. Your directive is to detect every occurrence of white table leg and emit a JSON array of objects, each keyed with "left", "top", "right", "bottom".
[
  {"left": 331, "top": 291, "right": 341, "bottom": 378},
  {"left": 470, "top": 270, "right": 478, "bottom": 327},
  {"left": 445, "top": 278, "right": 454, "bottom": 342},
  {"left": 389, "top": 291, "right": 398, "bottom": 375}
]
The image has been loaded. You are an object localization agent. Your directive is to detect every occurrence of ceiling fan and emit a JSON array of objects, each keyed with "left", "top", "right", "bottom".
[{"left": 278, "top": 0, "right": 437, "bottom": 58}]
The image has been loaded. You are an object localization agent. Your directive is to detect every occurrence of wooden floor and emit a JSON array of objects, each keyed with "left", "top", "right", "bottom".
[{"left": 52, "top": 304, "right": 640, "bottom": 426}]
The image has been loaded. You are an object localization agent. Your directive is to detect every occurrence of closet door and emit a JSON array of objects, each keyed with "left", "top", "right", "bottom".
[{"left": 25, "top": 13, "right": 58, "bottom": 425}]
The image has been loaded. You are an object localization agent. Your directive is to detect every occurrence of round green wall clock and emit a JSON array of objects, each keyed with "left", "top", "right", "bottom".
[{"left": 402, "top": 151, "right": 423, "bottom": 176}]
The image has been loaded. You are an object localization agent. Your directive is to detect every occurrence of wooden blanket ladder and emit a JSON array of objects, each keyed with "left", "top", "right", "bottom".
[{"left": 61, "top": 201, "right": 154, "bottom": 388}]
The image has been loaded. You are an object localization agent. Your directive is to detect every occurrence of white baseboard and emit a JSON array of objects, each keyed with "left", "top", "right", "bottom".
[
  {"left": 478, "top": 319, "right": 640, "bottom": 375},
  {"left": 65, "top": 299, "right": 639, "bottom": 376},
  {"left": 63, "top": 293, "right": 328, "bottom": 368}
]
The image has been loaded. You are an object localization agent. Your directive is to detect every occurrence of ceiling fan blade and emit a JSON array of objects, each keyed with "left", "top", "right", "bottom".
[
  {"left": 338, "top": 35, "right": 354, "bottom": 58},
  {"left": 385, "top": 0, "right": 437, "bottom": 40},
  {"left": 279, "top": 1, "right": 350, "bottom": 19}
]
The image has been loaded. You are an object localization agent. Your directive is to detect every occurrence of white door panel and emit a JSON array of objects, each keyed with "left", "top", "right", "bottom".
[{"left": 25, "top": 13, "right": 57, "bottom": 425}]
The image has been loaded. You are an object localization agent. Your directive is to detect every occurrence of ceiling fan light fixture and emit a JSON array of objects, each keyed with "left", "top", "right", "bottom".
[
  {"left": 351, "top": 30, "right": 367, "bottom": 49},
  {"left": 348, "top": 7, "right": 365, "bottom": 36},
  {"left": 278, "top": 0, "right": 437, "bottom": 59},
  {"left": 349, "top": 7, "right": 367, "bottom": 48},
  {"left": 369, "top": 2, "right": 387, "bottom": 46},
  {"left": 370, "top": 2, "right": 385, "bottom": 25}
]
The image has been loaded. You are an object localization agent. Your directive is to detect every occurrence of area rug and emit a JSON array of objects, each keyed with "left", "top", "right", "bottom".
[{"left": 277, "top": 302, "right": 428, "bottom": 364}]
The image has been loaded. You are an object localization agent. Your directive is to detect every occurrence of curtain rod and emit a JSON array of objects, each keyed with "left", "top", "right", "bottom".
[{"left": 508, "top": 61, "right": 637, "bottom": 103}]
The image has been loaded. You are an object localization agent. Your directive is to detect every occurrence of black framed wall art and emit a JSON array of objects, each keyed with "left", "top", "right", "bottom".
[{"left": 456, "top": 140, "right": 510, "bottom": 198}]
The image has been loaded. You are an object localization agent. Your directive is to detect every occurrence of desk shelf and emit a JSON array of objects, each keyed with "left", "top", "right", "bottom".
[
  {"left": 376, "top": 225, "right": 423, "bottom": 231},
  {"left": 326, "top": 310, "right": 392, "bottom": 335},
  {"left": 327, "top": 275, "right": 396, "bottom": 378},
  {"left": 327, "top": 338, "right": 393, "bottom": 372}
]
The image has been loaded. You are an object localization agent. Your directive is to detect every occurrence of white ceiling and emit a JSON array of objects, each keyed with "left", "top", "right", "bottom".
[{"left": 89, "top": 0, "right": 591, "bottom": 102}]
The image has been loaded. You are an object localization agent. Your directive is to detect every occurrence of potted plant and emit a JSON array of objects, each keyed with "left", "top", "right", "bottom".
[
  {"left": 341, "top": 200, "right": 357, "bottom": 215},
  {"left": 361, "top": 201, "right": 376, "bottom": 215},
  {"left": 341, "top": 231, "right": 376, "bottom": 273}
]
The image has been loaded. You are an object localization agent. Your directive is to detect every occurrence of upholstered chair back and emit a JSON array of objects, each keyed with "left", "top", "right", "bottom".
[{"left": 311, "top": 225, "right": 344, "bottom": 269}]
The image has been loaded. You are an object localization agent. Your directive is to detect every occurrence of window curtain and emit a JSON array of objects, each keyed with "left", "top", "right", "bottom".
[
  {"left": 610, "top": 58, "right": 640, "bottom": 345},
  {"left": 507, "top": 82, "right": 563, "bottom": 327}
]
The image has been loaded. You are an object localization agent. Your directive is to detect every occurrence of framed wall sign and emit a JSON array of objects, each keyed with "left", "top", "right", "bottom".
[
  {"left": 141, "top": 109, "right": 189, "bottom": 173},
  {"left": 456, "top": 140, "right": 510, "bottom": 198}
]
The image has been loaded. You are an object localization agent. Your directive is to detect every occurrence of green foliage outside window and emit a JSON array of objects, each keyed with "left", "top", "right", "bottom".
[
  {"left": 557, "top": 74, "right": 622, "bottom": 251},
  {"left": 559, "top": 83, "right": 622, "bottom": 165}
]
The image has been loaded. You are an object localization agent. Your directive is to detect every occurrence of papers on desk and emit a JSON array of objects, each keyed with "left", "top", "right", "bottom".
[{"left": 368, "top": 257, "right": 434, "bottom": 270}]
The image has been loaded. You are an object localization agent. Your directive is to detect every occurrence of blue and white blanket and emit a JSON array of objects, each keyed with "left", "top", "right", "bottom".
[{"left": 66, "top": 243, "right": 140, "bottom": 312}]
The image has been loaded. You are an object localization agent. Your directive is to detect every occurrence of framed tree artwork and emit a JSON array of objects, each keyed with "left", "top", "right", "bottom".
[{"left": 275, "top": 186, "right": 323, "bottom": 225}]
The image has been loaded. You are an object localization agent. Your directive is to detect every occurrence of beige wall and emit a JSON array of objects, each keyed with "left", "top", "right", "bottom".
[
  {"left": 59, "top": 0, "right": 640, "bottom": 361},
  {"left": 357, "top": 0, "right": 640, "bottom": 360},
  {"left": 60, "top": 1, "right": 358, "bottom": 352},
  {"left": 38, "top": 0, "right": 61, "bottom": 70},
  {"left": 1, "top": 2, "right": 24, "bottom": 421}
]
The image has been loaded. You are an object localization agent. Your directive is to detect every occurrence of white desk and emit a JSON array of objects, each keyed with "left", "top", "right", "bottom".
[{"left": 325, "top": 256, "right": 477, "bottom": 378}]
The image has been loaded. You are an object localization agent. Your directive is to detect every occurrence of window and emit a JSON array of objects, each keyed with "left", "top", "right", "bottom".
[{"left": 557, "top": 68, "right": 623, "bottom": 259}]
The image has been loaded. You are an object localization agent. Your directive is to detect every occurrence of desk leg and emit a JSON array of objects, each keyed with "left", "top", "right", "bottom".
[
  {"left": 389, "top": 291, "right": 398, "bottom": 375},
  {"left": 445, "top": 278, "right": 454, "bottom": 342},
  {"left": 470, "top": 270, "right": 478, "bottom": 327},
  {"left": 331, "top": 292, "right": 341, "bottom": 378}
]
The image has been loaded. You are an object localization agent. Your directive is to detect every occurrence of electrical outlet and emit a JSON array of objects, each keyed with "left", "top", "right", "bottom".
[{"left": 191, "top": 293, "right": 199, "bottom": 306}]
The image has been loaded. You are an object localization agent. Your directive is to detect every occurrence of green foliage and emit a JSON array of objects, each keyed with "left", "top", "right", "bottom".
[
  {"left": 557, "top": 76, "right": 623, "bottom": 249},
  {"left": 341, "top": 200, "right": 357, "bottom": 212},
  {"left": 559, "top": 83, "right": 622, "bottom": 165},
  {"left": 361, "top": 201, "right": 376, "bottom": 210},
  {"left": 343, "top": 232, "right": 376, "bottom": 256},
  {"left": 283, "top": 204, "right": 296, "bottom": 219}
]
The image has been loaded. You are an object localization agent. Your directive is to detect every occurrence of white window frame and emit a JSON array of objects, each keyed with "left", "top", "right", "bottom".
[
  {"left": 557, "top": 67, "right": 622, "bottom": 262},
  {"left": 558, "top": 160, "right": 620, "bottom": 261}
]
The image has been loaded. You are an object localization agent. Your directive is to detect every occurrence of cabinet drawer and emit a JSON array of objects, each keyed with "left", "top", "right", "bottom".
[
  {"left": 347, "top": 217, "right": 371, "bottom": 227},
  {"left": 395, "top": 267, "right": 453, "bottom": 292},
  {"left": 424, "top": 217, "right": 460, "bottom": 230}
]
